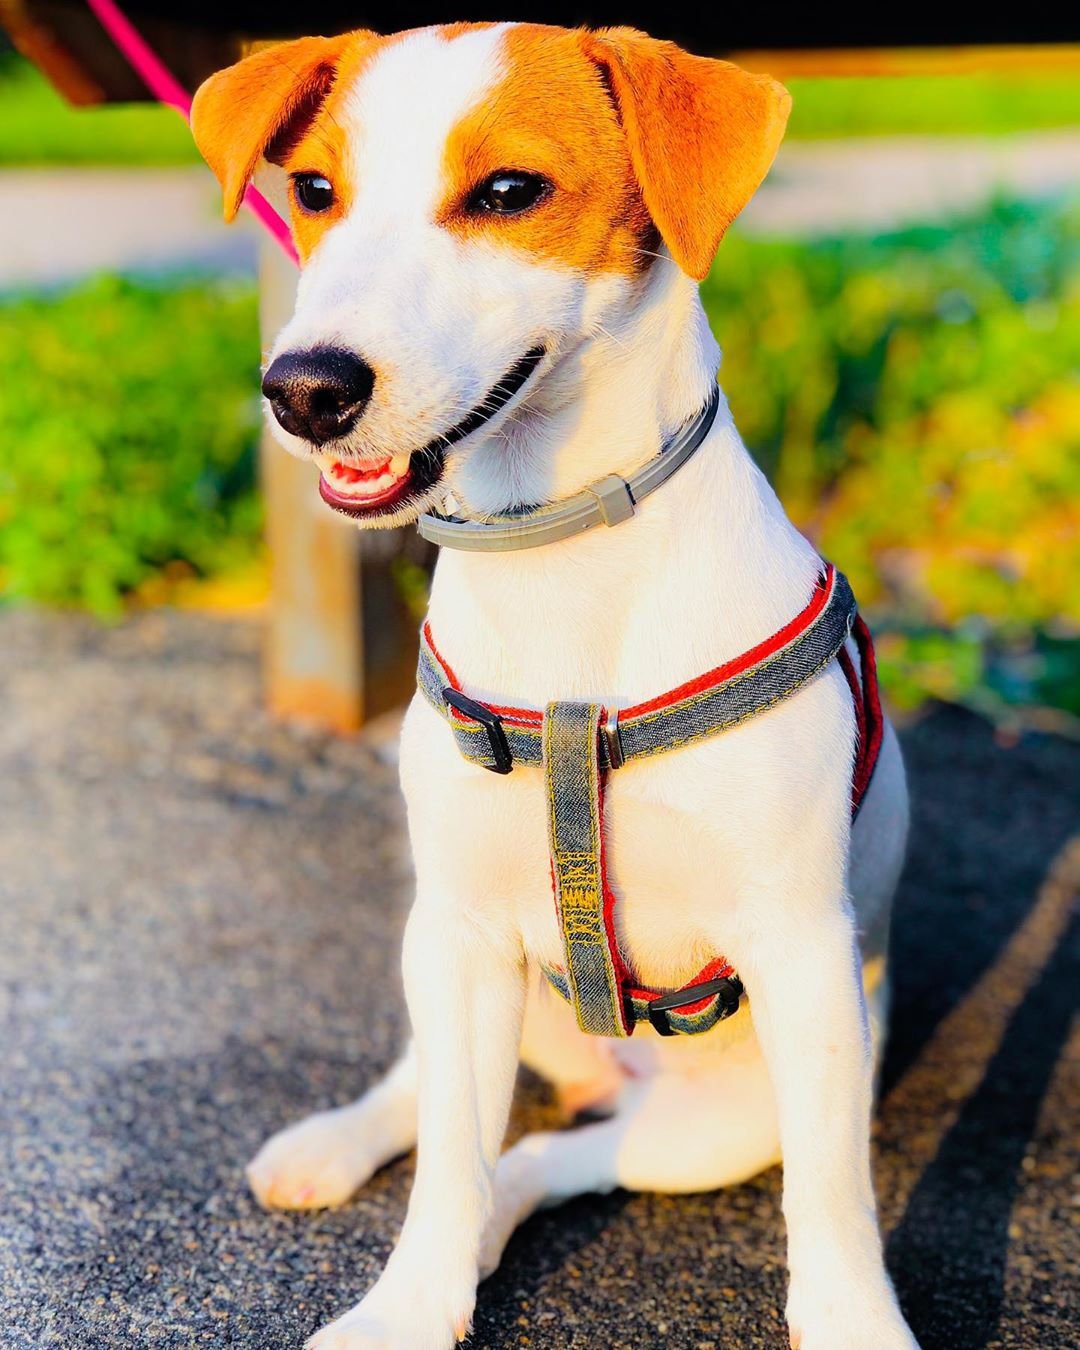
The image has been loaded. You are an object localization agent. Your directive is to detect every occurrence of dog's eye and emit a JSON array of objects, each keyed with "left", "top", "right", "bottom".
[
  {"left": 469, "top": 171, "right": 550, "bottom": 216},
  {"left": 292, "top": 173, "right": 335, "bottom": 214}
]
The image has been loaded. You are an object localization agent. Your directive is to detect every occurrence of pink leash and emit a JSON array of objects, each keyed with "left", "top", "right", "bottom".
[{"left": 84, "top": 0, "right": 299, "bottom": 264}]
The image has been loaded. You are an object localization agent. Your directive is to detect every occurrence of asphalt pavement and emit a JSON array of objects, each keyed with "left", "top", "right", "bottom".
[{"left": 0, "top": 607, "right": 1075, "bottom": 1349}]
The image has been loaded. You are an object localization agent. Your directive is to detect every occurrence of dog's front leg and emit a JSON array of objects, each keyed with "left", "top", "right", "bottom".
[
  {"left": 739, "top": 887, "right": 918, "bottom": 1350},
  {"left": 308, "top": 894, "right": 526, "bottom": 1350}
]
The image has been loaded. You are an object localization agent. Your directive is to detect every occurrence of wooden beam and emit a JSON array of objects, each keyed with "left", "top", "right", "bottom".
[
  {"left": 0, "top": 0, "right": 105, "bottom": 102},
  {"left": 0, "top": 0, "right": 238, "bottom": 104}
]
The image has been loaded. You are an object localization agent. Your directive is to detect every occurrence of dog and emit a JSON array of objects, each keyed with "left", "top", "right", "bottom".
[{"left": 193, "top": 22, "right": 919, "bottom": 1350}]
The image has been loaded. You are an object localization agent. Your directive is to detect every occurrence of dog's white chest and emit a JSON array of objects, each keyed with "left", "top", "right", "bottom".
[{"left": 400, "top": 664, "right": 848, "bottom": 995}]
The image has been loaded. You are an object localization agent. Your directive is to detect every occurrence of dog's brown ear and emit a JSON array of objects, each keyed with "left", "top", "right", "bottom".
[
  {"left": 582, "top": 28, "right": 790, "bottom": 280},
  {"left": 191, "top": 34, "right": 364, "bottom": 221}
]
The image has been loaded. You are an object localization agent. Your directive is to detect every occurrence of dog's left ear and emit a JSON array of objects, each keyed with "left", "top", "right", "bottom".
[
  {"left": 191, "top": 33, "right": 367, "bottom": 221},
  {"left": 582, "top": 28, "right": 790, "bottom": 280}
]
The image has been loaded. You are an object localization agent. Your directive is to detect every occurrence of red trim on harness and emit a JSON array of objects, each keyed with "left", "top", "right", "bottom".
[
  {"left": 423, "top": 621, "right": 544, "bottom": 728},
  {"left": 625, "top": 956, "right": 737, "bottom": 1012},
  {"left": 621, "top": 565, "right": 835, "bottom": 720},
  {"left": 849, "top": 616, "right": 884, "bottom": 813},
  {"left": 837, "top": 617, "right": 884, "bottom": 815},
  {"left": 425, "top": 569, "right": 839, "bottom": 735},
  {"left": 423, "top": 621, "right": 461, "bottom": 690},
  {"left": 481, "top": 702, "right": 543, "bottom": 726}
]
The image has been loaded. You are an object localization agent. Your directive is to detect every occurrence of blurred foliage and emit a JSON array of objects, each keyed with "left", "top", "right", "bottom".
[
  {"left": 0, "top": 274, "right": 261, "bottom": 614},
  {"left": 786, "top": 73, "right": 1080, "bottom": 139},
  {"left": 705, "top": 195, "right": 1080, "bottom": 719},
  {"left": 5, "top": 50, "right": 1080, "bottom": 166},
  {"left": 0, "top": 53, "right": 199, "bottom": 166}
]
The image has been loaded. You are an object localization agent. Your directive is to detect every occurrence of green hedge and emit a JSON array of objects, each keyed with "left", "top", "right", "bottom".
[
  {"left": 0, "top": 275, "right": 261, "bottom": 613},
  {"left": 704, "top": 196, "right": 1080, "bottom": 718},
  {"left": 0, "top": 56, "right": 200, "bottom": 167},
  {"left": 785, "top": 74, "right": 1080, "bottom": 139}
]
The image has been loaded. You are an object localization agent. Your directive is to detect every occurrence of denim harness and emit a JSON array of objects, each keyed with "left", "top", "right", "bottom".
[{"left": 417, "top": 564, "right": 883, "bottom": 1038}]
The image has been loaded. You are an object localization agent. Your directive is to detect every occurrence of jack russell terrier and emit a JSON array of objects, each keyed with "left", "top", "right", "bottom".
[{"left": 193, "top": 22, "right": 918, "bottom": 1350}]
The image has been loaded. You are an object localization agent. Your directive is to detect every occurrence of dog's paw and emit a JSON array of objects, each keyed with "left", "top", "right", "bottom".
[
  {"left": 246, "top": 1107, "right": 381, "bottom": 1210},
  {"left": 306, "top": 1283, "right": 473, "bottom": 1350},
  {"left": 787, "top": 1272, "right": 919, "bottom": 1350}
]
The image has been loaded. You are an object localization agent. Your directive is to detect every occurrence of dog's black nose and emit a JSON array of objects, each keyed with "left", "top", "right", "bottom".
[{"left": 262, "top": 348, "right": 375, "bottom": 445}]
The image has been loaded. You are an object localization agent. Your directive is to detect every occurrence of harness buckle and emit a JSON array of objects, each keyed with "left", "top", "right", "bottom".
[
  {"left": 443, "top": 687, "right": 514, "bottom": 775},
  {"left": 646, "top": 974, "right": 744, "bottom": 1037},
  {"left": 602, "top": 707, "right": 625, "bottom": 769}
]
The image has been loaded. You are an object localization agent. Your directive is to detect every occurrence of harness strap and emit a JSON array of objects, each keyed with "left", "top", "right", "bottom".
[
  {"left": 418, "top": 564, "right": 878, "bottom": 1039},
  {"left": 422, "top": 565, "right": 856, "bottom": 773},
  {"left": 543, "top": 702, "right": 631, "bottom": 1037}
]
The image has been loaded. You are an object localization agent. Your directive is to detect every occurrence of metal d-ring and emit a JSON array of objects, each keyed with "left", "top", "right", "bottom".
[{"left": 602, "top": 707, "right": 625, "bottom": 769}]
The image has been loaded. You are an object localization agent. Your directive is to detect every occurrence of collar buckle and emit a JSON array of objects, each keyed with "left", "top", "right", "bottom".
[
  {"left": 586, "top": 475, "right": 635, "bottom": 527},
  {"left": 417, "top": 383, "right": 721, "bottom": 553}
]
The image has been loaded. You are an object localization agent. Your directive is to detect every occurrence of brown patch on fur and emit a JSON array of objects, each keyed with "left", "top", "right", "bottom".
[
  {"left": 191, "top": 33, "right": 366, "bottom": 224},
  {"left": 269, "top": 34, "right": 391, "bottom": 259},
  {"left": 438, "top": 24, "right": 655, "bottom": 277},
  {"left": 279, "top": 25, "right": 513, "bottom": 258},
  {"left": 192, "top": 25, "right": 503, "bottom": 261},
  {"left": 192, "top": 23, "right": 789, "bottom": 276},
  {"left": 583, "top": 28, "right": 791, "bottom": 280},
  {"left": 193, "top": 31, "right": 416, "bottom": 259}
]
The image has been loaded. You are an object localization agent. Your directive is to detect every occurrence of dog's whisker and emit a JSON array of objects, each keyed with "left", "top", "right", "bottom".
[
  {"left": 592, "top": 323, "right": 628, "bottom": 351},
  {"left": 633, "top": 245, "right": 679, "bottom": 268}
]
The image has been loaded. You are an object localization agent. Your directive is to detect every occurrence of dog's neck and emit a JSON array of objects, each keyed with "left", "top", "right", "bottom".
[
  {"left": 426, "top": 262, "right": 822, "bottom": 706},
  {"left": 453, "top": 262, "right": 720, "bottom": 514}
]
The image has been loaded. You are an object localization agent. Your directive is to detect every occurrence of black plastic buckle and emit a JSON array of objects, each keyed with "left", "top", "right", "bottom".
[
  {"left": 443, "top": 687, "right": 513, "bottom": 775},
  {"left": 647, "top": 974, "right": 744, "bottom": 1037}
]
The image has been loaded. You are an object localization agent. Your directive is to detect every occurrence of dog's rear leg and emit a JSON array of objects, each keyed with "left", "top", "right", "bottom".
[
  {"left": 245, "top": 970, "right": 616, "bottom": 1211},
  {"left": 518, "top": 971, "right": 627, "bottom": 1119},
  {"left": 246, "top": 1046, "right": 417, "bottom": 1210},
  {"left": 479, "top": 1042, "right": 781, "bottom": 1279}
]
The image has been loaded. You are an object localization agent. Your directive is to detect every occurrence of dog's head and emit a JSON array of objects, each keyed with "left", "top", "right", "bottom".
[{"left": 192, "top": 24, "right": 788, "bottom": 525}]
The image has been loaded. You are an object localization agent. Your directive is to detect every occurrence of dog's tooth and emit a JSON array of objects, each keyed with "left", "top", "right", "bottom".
[{"left": 390, "top": 454, "right": 411, "bottom": 476}]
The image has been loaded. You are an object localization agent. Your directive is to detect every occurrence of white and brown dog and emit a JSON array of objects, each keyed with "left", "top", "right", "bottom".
[{"left": 193, "top": 22, "right": 919, "bottom": 1350}]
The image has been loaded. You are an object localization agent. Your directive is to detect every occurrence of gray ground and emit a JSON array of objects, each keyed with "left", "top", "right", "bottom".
[{"left": 0, "top": 607, "right": 1076, "bottom": 1350}]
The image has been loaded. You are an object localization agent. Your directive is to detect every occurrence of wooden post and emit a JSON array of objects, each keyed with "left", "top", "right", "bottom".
[
  {"left": 257, "top": 229, "right": 365, "bottom": 733},
  {"left": 255, "top": 163, "right": 428, "bottom": 732}
]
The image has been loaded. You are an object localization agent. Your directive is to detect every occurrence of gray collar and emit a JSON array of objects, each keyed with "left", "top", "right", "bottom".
[{"left": 416, "top": 383, "right": 721, "bottom": 553}]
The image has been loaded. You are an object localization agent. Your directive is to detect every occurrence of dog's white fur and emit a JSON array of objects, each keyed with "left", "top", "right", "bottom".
[{"left": 238, "top": 25, "right": 919, "bottom": 1350}]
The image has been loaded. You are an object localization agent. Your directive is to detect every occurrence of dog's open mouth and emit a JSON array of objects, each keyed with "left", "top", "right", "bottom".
[
  {"left": 318, "top": 453, "right": 417, "bottom": 515},
  {"left": 317, "top": 346, "right": 545, "bottom": 520}
]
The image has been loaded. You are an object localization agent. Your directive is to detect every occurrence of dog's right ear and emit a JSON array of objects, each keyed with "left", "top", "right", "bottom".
[{"left": 191, "top": 34, "right": 361, "bottom": 221}]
